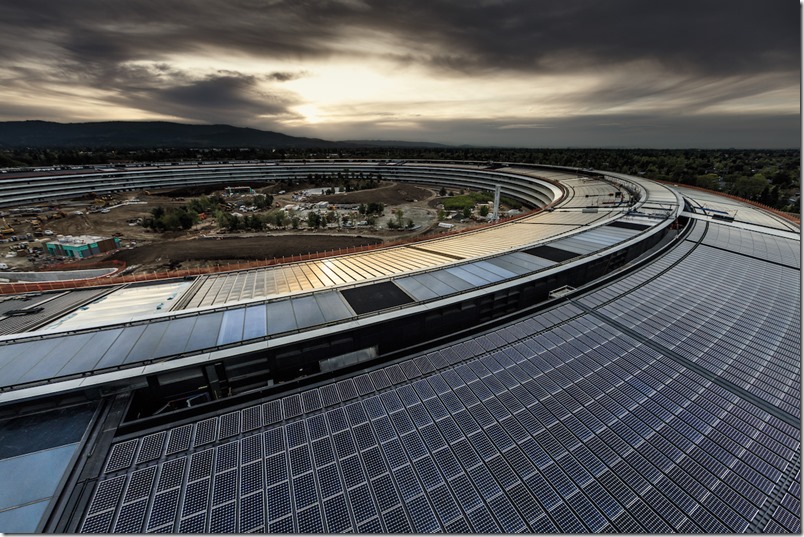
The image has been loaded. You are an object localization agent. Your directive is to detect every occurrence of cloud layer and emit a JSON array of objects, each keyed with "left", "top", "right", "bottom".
[{"left": 0, "top": 1, "right": 798, "bottom": 147}]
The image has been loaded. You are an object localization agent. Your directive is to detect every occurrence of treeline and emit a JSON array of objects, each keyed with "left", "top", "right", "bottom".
[{"left": 143, "top": 194, "right": 273, "bottom": 232}]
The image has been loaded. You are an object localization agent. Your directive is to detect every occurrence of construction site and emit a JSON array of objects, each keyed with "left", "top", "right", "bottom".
[{"left": 0, "top": 178, "right": 519, "bottom": 281}]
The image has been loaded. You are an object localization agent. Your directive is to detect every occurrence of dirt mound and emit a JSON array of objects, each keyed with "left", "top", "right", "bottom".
[
  {"left": 307, "top": 183, "right": 433, "bottom": 205},
  {"left": 107, "top": 235, "right": 381, "bottom": 267}
]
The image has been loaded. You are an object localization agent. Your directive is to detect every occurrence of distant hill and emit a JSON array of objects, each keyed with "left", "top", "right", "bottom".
[
  {"left": 0, "top": 120, "right": 345, "bottom": 149},
  {"left": 342, "top": 139, "right": 450, "bottom": 148}
]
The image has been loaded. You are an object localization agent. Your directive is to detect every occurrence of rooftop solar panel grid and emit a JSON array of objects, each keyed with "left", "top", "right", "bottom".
[{"left": 85, "top": 288, "right": 800, "bottom": 533}]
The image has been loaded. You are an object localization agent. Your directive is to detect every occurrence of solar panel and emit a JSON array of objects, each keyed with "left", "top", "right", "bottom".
[
  {"left": 80, "top": 209, "right": 803, "bottom": 534},
  {"left": 323, "top": 494, "right": 352, "bottom": 532},
  {"left": 369, "top": 369, "right": 391, "bottom": 390},
  {"left": 341, "top": 454, "right": 367, "bottom": 489},
  {"left": 357, "top": 517, "right": 383, "bottom": 533},
  {"left": 136, "top": 431, "right": 166, "bottom": 464},
  {"left": 105, "top": 439, "right": 138, "bottom": 473},
  {"left": 293, "top": 472, "right": 318, "bottom": 510},
  {"left": 267, "top": 515, "right": 293, "bottom": 533},
  {"left": 146, "top": 488, "right": 180, "bottom": 531},
  {"left": 467, "top": 464, "right": 501, "bottom": 499},
  {"left": 489, "top": 493, "right": 527, "bottom": 532},
  {"left": 180, "top": 478, "right": 210, "bottom": 518},
  {"left": 319, "top": 384, "right": 341, "bottom": 407},
  {"left": 413, "top": 456, "right": 444, "bottom": 491},
  {"left": 333, "top": 430, "right": 357, "bottom": 459},
  {"left": 352, "top": 422, "right": 377, "bottom": 451},
  {"left": 390, "top": 410, "right": 415, "bottom": 435},
  {"left": 325, "top": 407, "right": 349, "bottom": 433},
  {"left": 266, "top": 482, "right": 292, "bottom": 521},
  {"left": 407, "top": 403, "right": 432, "bottom": 428},
  {"left": 345, "top": 401, "right": 369, "bottom": 426},
  {"left": 289, "top": 445, "right": 312, "bottom": 476},
  {"left": 114, "top": 498, "right": 148, "bottom": 533},
  {"left": 506, "top": 482, "right": 545, "bottom": 526},
  {"left": 465, "top": 505, "right": 501, "bottom": 532},
  {"left": 86, "top": 475, "right": 126, "bottom": 516},
  {"left": 285, "top": 421, "right": 307, "bottom": 449},
  {"left": 291, "top": 502, "right": 319, "bottom": 532},
  {"left": 349, "top": 483, "right": 377, "bottom": 523},
  {"left": 156, "top": 457, "right": 187, "bottom": 492},
  {"left": 354, "top": 374, "right": 375, "bottom": 396},
  {"left": 382, "top": 504, "right": 412, "bottom": 533},
  {"left": 81, "top": 509, "right": 115, "bottom": 533},
  {"left": 371, "top": 473, "right": 400, "bottom": 512},
  {"left": 123, "top": 466, "right": 157, "bottom": 503},
  {"left": 211, "top": 469, "right": 237, "bottom": 506},
  {"left": 384, "top": 364, "right": 407, "bottom": 385},
  {"left": 261, "top": 400, "right": 283, "bottom": 426},
  {"left": 241, "top": 405, "right": 262, "bottom": 432},
  {"left": 400, "top": 360, "right": 422, "bottom": 380},
  {"left": 240, "top": 460, "right": 263, "bottom": 497},
  {"left": 371, "top": 415, "right": 396, "bottom": 444},
  {"left": 282, "top": 394, "right": 303, "bottom": 420},
  {"left": 239, "top": 491, "right": 265, "bottom": 532},
  {"left": 549, "top": 501, "right": 586, "bottom": 533}
]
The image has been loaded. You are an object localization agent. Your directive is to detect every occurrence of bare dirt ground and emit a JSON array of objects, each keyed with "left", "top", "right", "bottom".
[{"left": 106, "top": 234, "right": 382, "bottom": 271}]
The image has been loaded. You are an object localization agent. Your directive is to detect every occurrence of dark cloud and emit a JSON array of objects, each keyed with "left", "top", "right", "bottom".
[
  {"left": 265, "top": 71, "right": 308, "bottom": 82},
  {"left": 0, "top": 1, "right": 796, "bottom": 76},
  {"left": 0, "top": 1, "right": 797, "bottom": 146},
  {"left": 123, "top": 73, "right": 299, "bottom": 125}
]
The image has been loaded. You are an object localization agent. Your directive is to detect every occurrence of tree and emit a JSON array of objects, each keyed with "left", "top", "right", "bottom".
[
  {"left": 394, "top": 209, "right": 404, "bottom": 228},
  {"left": 176, "top": 208, "right": 196, "bottom": 230},
  {"left": 734, "top": 174, "right": 768, "bottom": 200},
  {"left": 227, "top": 214, "right": 241, "bottom": 231},
  {"left": 365, "top": 202, "right": 384, "bottom": 215},
  {"left": 253, "top": 194, "right": 273, "bottom": 209},
  {"left": 462, "top": 207, "right": 471, "bottom": 219},
  {"left": 274, "top": 210, "right": 287, "bottom": 228},
  {"left": 307, "top": 211, "right": 321, "bottom": 228},
  {"left": 695, "top": 173, "right": 720, "bottom": 191},
  {"left": 479, "top": 205, "right": 490, "bottom": 217},
  {"left": 291, "top": 216, "right": 300, "bottom": 229}
]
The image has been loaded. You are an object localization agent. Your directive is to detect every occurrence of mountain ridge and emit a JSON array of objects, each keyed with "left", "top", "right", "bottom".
[{"left": 0, "top": 120, "right": 450, "bottom": 149}]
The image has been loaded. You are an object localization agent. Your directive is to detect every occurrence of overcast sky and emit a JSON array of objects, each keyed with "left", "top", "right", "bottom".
[{"left": 0, "top": 1, "right": 799, "bottom": 147}]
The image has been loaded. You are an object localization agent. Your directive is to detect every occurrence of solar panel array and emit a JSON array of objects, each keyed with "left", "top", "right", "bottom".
[
  {"left": 581, "top": 222, "right": 801, "bottom": 419},
  {"left": 697, "top": 224, "right": 800, "bottom": 268},
  {"left": 0, "top": 288, "right": 109, "bottom": 336},
  {"left": 766, "top": 469, "right": 801, "bottom": 533},
  {"left": 80, "top": 211, "right": 801, "bottom": 534}
]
